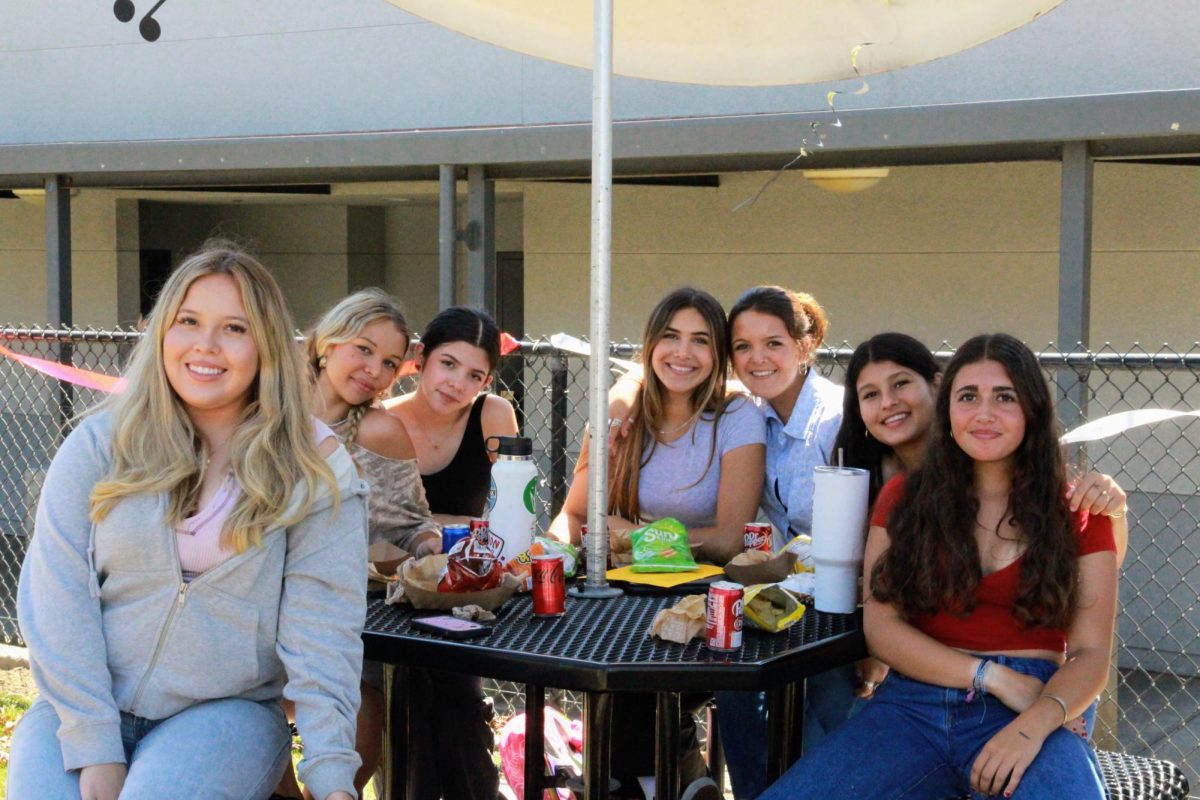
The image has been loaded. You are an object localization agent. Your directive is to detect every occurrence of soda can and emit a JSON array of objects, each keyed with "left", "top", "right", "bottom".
[
  {"left": 468, "top": 517, "right": 490, "bottom": 543},
  {"left": 442, "top": 524, "right": 470, "bottom": 554},
  {"left": 706, "top": 581, "right": 744, "bottom": 652},
  {"left": 531, "top": 554, "right": 566, "bottom": 617},
  {"left": 743, "top": 522, "right": 773, "bottom": 553}
]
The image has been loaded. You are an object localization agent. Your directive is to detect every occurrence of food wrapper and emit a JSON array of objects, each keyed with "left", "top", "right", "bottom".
[
  {"left": 439, "top": 529, "right": 507, "bottom": 592},
  {"left": 743, "top": 583, "right": 806, "bottom": 633},
  {"left": 452, "top": 604, "right": 497, "bottom": 622},
  {"left": 398, "top": 554, "right": 520, "bottom": 611},
  {"left": 724, "top": 548, "right": 798, "bottom": 586},
  {"left": 647, "top": 594, "right": 707, "bottom": 644},
  {"left": 779, "top": 571, "right": 815, "bottom": 600},
  {"left": 630, "top": 518, "right": 699, "bottom": 573},
  {"left": 507, "top": 537, "right": 580, "bottom": 592},
  {"left": 783, "top": 534, "right": 815, "bottom": 573}
]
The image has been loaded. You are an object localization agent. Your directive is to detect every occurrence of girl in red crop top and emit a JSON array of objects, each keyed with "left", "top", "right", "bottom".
[{"left": 759, "top": 334, "right": 1116, "bottom": 800}]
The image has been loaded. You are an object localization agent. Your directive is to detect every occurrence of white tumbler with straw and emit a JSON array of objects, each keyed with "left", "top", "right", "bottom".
[{"left": 811, "top": 465, "right": 871, "bottom": 614}]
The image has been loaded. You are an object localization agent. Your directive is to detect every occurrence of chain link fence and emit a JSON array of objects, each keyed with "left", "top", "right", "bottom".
[{"left": 2, "top": 326, "right": 1197, "bottom": 784}]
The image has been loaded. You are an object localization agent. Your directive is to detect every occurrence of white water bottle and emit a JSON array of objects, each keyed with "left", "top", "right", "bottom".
[{"left": 485, "top": 436, "right": 539, "bottom": 563}]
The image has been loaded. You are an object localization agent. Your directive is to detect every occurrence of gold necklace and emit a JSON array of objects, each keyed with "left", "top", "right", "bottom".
[{"left": 658, "top": 416, "right": 695, "bottom": 436}]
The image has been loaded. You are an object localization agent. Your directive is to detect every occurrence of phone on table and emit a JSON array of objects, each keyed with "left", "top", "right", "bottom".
[{"left": 409, "top": 614, "right": 492, "bottom": 639}]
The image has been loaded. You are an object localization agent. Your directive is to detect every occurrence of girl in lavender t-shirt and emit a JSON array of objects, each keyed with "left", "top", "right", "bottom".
[{"left": 550, "top": 286, "right": 765, "bottom": 565}]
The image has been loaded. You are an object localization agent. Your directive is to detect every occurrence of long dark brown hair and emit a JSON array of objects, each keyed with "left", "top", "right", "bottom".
[
  {"left": 608, "top": 287, "right": 731, "bottom": 522},
  {"left": 870, "top": 333, "right": 1078, "bottom": 630},
  {"left": 832, "top": 333, "right": 940, "bottom": 504}
]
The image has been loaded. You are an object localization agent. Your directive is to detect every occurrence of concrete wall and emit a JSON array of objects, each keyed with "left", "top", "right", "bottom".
[
  {"left": 0, "top": 191, "right": 135, "bottom": 327},
  {"left": 383, "top": 198, "right": 524, "bottom": 332},
  {"left": 523, "top": 161, "right": 1200, "bottom": 347}
]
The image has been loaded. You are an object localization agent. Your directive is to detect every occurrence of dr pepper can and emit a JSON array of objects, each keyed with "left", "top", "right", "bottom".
[{"left": 706, "top": 581, "right": 744, "bottom": 651}]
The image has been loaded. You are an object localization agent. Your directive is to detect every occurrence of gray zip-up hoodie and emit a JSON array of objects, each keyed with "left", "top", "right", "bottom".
[{"left": 18, "top": 411, "right": 370, "bottom": 800}]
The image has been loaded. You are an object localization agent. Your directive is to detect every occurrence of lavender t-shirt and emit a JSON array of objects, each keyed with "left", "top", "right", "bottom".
[{"left": 636, "top": 396, "right": 766, "bottom": 529}]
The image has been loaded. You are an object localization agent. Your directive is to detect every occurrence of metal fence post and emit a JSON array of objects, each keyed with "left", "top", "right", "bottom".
[{"left": 550, "top": 351, "right": 569, "bottom": 517}]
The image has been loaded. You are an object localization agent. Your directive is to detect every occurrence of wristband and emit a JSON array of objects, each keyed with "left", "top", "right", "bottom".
[
  {"left": 966, "top": 658, "right": 990, "bottom": 702},
  {"left": 1042, "top": 693, "right": 1070, "bottom": 725}
]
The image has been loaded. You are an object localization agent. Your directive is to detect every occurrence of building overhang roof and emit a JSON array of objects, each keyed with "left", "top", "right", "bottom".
[{"left": 2, "top": 88, "right": 1199, "bottom": 188}]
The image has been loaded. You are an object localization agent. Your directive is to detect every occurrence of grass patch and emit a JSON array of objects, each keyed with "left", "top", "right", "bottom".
[{"left": 0, "top": 693, "right": 34, "bottom": 799}]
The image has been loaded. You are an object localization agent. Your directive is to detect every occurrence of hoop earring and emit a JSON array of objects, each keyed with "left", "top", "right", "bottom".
[{"left": 864, "top": 428, "right": 871, "bottom": 440}]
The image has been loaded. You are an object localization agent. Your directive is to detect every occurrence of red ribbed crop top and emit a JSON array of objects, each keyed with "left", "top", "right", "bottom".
[{"left": 870, "top": 475, "right": 1115, "bottom": 654}]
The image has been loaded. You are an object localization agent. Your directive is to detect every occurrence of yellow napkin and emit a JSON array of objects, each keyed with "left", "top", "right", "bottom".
[{"left": 605, "top": 564, "right": 725, "bottom": 588}]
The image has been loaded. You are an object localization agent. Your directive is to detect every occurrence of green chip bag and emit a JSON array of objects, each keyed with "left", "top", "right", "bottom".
[{"left": 629, "top": 518, "right": 700, "bottom": 573}]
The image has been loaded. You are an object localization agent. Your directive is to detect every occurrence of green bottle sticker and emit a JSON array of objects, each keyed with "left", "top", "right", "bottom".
[{"left": 523, "top": 478, "right": 537, "bottom": 514}]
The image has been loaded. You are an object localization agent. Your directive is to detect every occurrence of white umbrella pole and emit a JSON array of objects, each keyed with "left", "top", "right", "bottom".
[{"left": 573, "top": 0, "right": 621, "bottom": 598}]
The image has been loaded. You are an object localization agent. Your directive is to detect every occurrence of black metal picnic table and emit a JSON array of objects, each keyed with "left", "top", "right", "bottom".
[{"left": 363, "top": 591, "right": 865, "bottom": 800}]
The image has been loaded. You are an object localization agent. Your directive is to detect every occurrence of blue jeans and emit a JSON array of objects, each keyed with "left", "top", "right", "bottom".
[
  {"left": 758, "top": 655, "right": 1105, "bottom": 800},
  {"left": 718, "top": 662, "right": 865, "bottom": 799},
  {"left": 7, "top": 697, "right": 292, "bottom": 799}
]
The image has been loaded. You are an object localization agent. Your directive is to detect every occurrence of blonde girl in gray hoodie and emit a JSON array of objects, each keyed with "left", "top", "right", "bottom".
[{"left": 8, "top": 242, "right": 369, "bottom": 800}]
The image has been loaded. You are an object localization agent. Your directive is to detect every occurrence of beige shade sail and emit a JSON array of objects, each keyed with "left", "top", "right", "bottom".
[{"left": 383, "top": 0, "right": 1065, "bottom": 86}]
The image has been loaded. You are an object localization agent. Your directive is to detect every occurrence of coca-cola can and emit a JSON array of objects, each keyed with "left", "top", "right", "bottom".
[
  {"left": 706, "top": 581, "right": 744, "bottom": 651},
  {"left": 531, "top": 554, "right": 566, "bottom": 617},
  {"left": 743, "top": 522, "right": 773, "bottom": 553}
]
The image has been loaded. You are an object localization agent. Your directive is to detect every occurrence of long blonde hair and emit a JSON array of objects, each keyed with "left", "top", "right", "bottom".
[
  {"left": 90, "top": 241, "right": 337, "bottom": 553},
  {"left": 308, "top": 288, "right": 411, "bottom": 446},
  {"left": 608, "top": 287, "right": 731, "bottom": 522}
]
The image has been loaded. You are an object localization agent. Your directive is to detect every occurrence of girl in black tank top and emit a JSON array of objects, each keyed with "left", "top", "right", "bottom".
[
  {"left": 384, "top": 306, "right": 519, "bottom": 800},
  {"left": 420, "top": 394, "right": 491, "bottom": 517}
]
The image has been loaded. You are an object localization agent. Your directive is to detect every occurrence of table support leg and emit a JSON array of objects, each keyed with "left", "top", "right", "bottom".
[
  {"left": 788, "top": 678, "right": 806, "bottom": 765},
  {"left": 524, "top": 684, "right": 546, "bottom": 800},
  {"left": 381, "top": 664, "right": 412, "bottom": 800},
  {"left": 655, "top": 692, "right": 681, "bottom": 800},
  {"left": 583, "top": 691, "right": 614, "bottom": 800},
  {"left": 765, "top": 681, "right": 796, "bottom": 782}
]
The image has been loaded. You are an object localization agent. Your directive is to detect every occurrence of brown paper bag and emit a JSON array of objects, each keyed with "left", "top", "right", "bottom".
[{"left": 724, "top": 550, "right": 797, "bottom": 586}]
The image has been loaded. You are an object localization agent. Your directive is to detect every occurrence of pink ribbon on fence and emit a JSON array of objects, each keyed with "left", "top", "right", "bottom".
[{"left": 0, "top": 343, "right": 126, "bottom": 393}]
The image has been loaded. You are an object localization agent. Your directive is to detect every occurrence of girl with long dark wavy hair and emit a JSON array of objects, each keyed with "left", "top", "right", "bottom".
[{"left": 760, "top": 333, "right": 1117, "bottom": 800}]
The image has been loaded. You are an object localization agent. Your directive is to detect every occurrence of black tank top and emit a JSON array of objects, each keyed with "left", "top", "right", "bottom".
[{"left": 420, "top": 395, "right": 492, "bottom": 517}]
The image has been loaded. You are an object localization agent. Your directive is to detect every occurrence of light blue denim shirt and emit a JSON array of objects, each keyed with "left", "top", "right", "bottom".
[{"left": 758, "top": 372, "right": 844, "bottom": 548}]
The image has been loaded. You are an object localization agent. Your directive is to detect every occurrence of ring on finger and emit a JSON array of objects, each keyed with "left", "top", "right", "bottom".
[
  {"left": 608, "top": 419, "right": 622, "bottom": 427},
  {"left": 863, "top": 680, "right": 877, "bottom": 691}
]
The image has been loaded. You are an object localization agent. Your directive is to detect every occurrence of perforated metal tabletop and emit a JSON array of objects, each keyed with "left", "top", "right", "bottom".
[{"left": 363, "top": 593, "right": 864, "bottom": 693}]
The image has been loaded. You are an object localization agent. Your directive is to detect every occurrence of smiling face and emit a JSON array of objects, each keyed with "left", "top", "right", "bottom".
[
  {"left": 648, "top": 307, "right": 715, "bottom": 398},
  {"left": 321, "top": 319, "right": 408, "bottom": 407},
  {"left": 948, "top": 358, "right": 1026, "bottom": 466},
  {"left": 162, "top": 273, "right": 260, "bottom": 423},
  {"left": 730, "top": 309, "right": 809, "bottom": 402},
  {"left": 418, "top": 340, "right": 493, "bottom": 414},
  {"left": 855, "top": 359, "right": 939, "bottom": 453}
]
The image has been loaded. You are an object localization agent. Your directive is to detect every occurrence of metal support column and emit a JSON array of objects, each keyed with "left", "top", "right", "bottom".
[
  {"left": 1057, "top": 141, "right": 1094, "bottom": 431},
  {"left": 438, "top": 164, "right": 457, "bottom": 310},
  {"left": 465, "top": 165, "right": 495, "bottom": 313},
  {"left": 45, "top": 175, "right": 75, "bottom": 432},
  {"left": 46, "top": 176, "right": 72, "bottom": 328}
]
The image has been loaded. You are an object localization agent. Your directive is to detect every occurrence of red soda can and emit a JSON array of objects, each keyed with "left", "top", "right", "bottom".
[
  {"left": 531, "top": 555, "right": 566, "bottom": 617},
  {"left": 706, "top": 581, "right": 744, "bottom": 651},
  {"left": 743, "top": 523, "right": 773, "bottom": 553},
  {"left": 469, "top": 518, "right": 489, "bottom": 543}
]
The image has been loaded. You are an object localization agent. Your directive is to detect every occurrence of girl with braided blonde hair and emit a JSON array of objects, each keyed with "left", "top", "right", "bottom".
[{"left": 282, "top": 287, "right": 440, "bottom": 797}]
